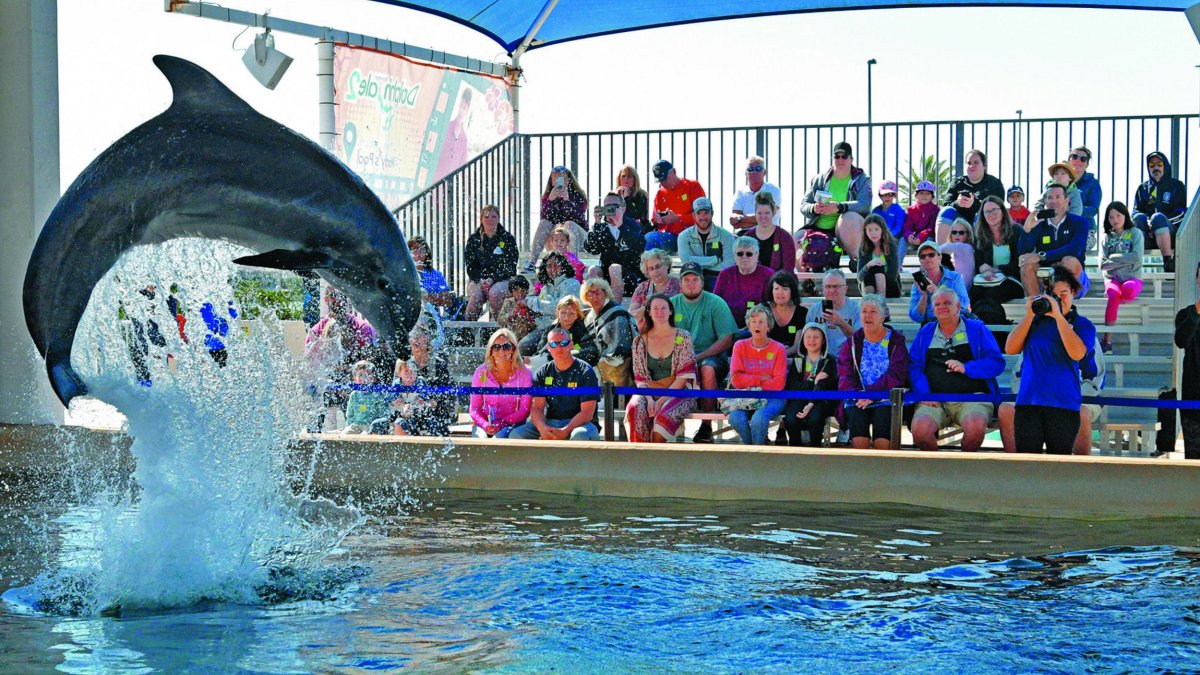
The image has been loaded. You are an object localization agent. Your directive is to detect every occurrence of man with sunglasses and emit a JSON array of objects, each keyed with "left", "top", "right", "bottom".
[
  {"left": 1067, "top": 146, "right": 1102, "bottom": 237},
  {"left": 510, "top": 327, "right": 601, "bottom": 441},
  {"left": 799, "top": 141, "right": 871, "bottom": 271},
  {"left": 908, "top": 288, "right": 1005, "bottom": 452},
  {"left": 909, "top": 241, "right": 970, "bottom": 323},
  {"left": 586, "top": 192, "right": 646, "bottom": 301},
  {"left": 730, "top": 155, "right": 782, "bottom": 228},
  {"left": 1132, "top": 151, "right": 1186, "bottom": 273},
  {"left": 649, "top": 159, "right": 706, "bottom": 254}
]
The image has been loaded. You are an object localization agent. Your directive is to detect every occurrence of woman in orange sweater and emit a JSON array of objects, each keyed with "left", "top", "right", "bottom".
[{"left": 726, "top": 305, "right": 788, "bottom": 445}]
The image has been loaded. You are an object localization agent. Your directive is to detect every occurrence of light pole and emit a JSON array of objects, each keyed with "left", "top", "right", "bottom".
[{"left": 867, "top": 58, "right": 876, "bottom": 170}]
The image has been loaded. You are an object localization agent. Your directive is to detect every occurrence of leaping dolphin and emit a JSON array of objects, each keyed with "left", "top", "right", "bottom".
[{"left": 24, "top": 55, "right": 423, "bottom": 407}]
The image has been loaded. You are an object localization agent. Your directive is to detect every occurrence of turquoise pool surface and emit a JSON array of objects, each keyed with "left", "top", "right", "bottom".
[{"left": 3, "top": 490, "right": 1200, "bottom": 673}]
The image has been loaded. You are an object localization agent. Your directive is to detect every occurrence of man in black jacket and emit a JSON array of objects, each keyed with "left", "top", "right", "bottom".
[
  {"left": 587, "top": 192, "right": 646, "bottom": 302},
  {"left": 1132, "top": 151, "right": 1186, "bottom": 273}
]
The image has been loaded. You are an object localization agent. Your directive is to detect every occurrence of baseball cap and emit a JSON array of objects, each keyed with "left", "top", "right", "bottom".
[
  {"left": 652, "top": 160, "right": 673, "bottom": 181},
  {"left": 679, "top": 261, "right": 704, "bottom": 278},
  {"left": 833, "top": 141, "right": 853, "bottom": 157},
  {"left": 1007, "top": 185, "right": 1025, "bottom": 197},
  {"left": 915, "top": 180, "right": 936, "bottom": 194},
  {"left": 692, "top": 196, "right": 713, "bottom": 213},
  {"left": 916, "top": 240, "right": 940, "bottom": 255},
  {"left": 878, "top": 180, "right": 898, "bottom": 195}
]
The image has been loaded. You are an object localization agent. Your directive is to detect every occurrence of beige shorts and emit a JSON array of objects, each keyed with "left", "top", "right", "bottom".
[{"left": 912, "top": 401, "right": 994, "bottom": 429}]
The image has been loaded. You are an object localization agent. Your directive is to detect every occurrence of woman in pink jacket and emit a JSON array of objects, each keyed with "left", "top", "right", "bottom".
[{"left": 469, "top": 328, "right": 533, "bottom": 438}]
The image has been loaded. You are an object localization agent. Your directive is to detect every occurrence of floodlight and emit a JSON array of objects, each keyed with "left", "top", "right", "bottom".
[{"left": 242, "top": 30, "right": 292, "bottom": 90}]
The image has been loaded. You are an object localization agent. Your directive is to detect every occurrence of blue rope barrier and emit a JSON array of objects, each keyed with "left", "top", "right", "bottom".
[{"left": 325, "top": 383, "right": 1200, "bottom": 409}]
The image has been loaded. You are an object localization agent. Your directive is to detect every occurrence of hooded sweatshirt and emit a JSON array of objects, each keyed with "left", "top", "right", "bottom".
[
  {"left": 801, "top": 166, "right": 872, "bottom": 229},
  {"left": 1134, "top": 151, "right": 1187, "bottom": 226},
  {"left": 787, "top": 322, "right": 840, "bottom": 394}
]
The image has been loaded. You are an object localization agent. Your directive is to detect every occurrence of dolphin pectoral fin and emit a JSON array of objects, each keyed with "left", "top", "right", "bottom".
[
  {"left": 232, "top": 249, "right": 335, "bottom": 271},
  {"left": 47, "top": 357, "right": 87, "bottom": 408}
]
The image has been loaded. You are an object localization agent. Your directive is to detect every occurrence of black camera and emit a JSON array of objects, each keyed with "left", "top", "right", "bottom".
[
  {"left": 821, "top": 299, "right": 833, "bottom": 314},
  {"left": 601, "top": 204, "right": 620, "bottom": 216},
  {"left": 1031, "top": 267, "right": 1057, "bottom": 315},
  {"left": 911, "top": 270, "right": 929, "bottom": 291},
  {"left": 1031, "top": 296, "right": 1053, "bottom": 315}
]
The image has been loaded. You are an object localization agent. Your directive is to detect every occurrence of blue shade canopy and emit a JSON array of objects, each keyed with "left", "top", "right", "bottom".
[{"left": 368, "top": 0, "right": 1192, "bottom": 53}]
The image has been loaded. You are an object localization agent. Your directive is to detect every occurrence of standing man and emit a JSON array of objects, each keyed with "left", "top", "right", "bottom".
[
  {"left": 672, "top": 262, "right": 739, "bottom": 443},
  {"left": 1132, "top": 151, "right": 1186, "bottom": 273},
  {"left": 730, "top": 155, "right": 782, "bottom": 228},
  {"left": 1175, "top": 262, "right": 1200, "bottom": 459},
  {"left": 586, "top": 192, "right": 646, "bottom": 303},
  {"left": 799, "top": 142, "right": 871, "bottom": 271},
  {"left": 1017, "top": 184, "right": 1089, "bottom": 297},
  {"left": 649, "top": 159, "right": 706, "bottom": 254},
  {"left": 909, "top": 289, "right": 1005, "bottom": 452},
  {"left": 677, "top": 196, "right": 737, "bottom": 291},
  {"left": 509, "top": 327, "right": 601, "bottom": 441}
]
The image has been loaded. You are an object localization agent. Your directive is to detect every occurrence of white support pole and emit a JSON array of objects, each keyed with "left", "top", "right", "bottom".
[
  {"left": 510, "top": 56, "right": 522, "bottom": 134},
  {"left": 318, "top": 40, "right": 336, "bottom": 152},
  {"left": 0, "top": 1, "right": 63, "bottom": 424}
]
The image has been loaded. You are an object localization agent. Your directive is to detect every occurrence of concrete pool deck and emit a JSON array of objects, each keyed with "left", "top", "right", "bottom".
[{"left": 3, "top": 424, "right": 1197, "bottom": 520}]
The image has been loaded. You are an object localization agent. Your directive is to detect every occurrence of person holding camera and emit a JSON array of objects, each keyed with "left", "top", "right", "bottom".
[
  {"left": 1017, "top": 183, "right": 1089, "bottom": 297},
  {"left": 908, "top": 240, "right": 970, "bottom": 324},
  {"left": 585, "top": 192, "right": 646, "bottom": 303},
  {"left": 1004, "top": 265, "right": 1096, "bottom": 454},
  {"left": 649, "top": 159, "right": 706, "bottom": 253},
  {"left": 528, "top": 165, "right": 589, "bottom": 272},
  {"left": 804, "top": 269, "right": 860, "bottom": 358}
]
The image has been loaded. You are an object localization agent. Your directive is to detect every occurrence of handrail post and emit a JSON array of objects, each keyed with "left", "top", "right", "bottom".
[
  {"left": 603, "top": 382, "right": 615, "bottom": 442},
  {"left": 889, "top": 388, "right": 906, "bottom": 450},
  {"left": 953, "top": 122, "right": 965, "bottom": 177}
]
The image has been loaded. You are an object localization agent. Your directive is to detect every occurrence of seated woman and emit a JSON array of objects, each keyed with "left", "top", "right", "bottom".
[
  {"left": 970, "top": 196, "right": 1025, "bottom": 306},
  {"left": 582, "top": 278, "right": 635, "bottom": 386},
  {"left": 837, "top": 294, "right": 910, "bottom": 449},
  {"left": 615, "top": 164, "right": 651, "bottom": 233},
  {"left": 736, "top": 190, "right": 795, "bottom": 274},
  {"left": 714, "top": 236, "right": 776, "bottom": 329},
  {"left": 464, "top": 204, "right": 519, "bottom": 320},
  {"left": 628, "top": 249, "right": 681, "bottom": 322},
  {"left": 764, "top": 270, "right": 808, "bottom": 356},
  {"left": 527, "top": 165, "right": 588, "bottom": 271},
  {"left": 857, "top": 214, "right": 902, "bottom": 297},
  {"left": 469, "top": 328, "right": 533, "bottom": 438},
  {"left": 522, "top": 251, "right": 582, "bottom": 354},
  {"left": 1099, "top": 201, "right": 1144, "bottom": 354},
  {"left": 626, "top": 294, "right": 697, "bottom": 442},
  {"left": 781, "top": 323, "right": 839, "bottom": 448},
  {"left": 393, "top": 323, "right": 455, "bottom": 437},
  {"left": 409, "top": 235, "right": 465, "bottom": 320},
  {"left": 522, "top": 295, "right": 597, "bottom": 365},
  {"left": 726, "top": 305, "right": 788, "bottom": 445}
]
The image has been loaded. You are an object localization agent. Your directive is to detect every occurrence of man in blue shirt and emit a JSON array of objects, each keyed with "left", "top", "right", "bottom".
[{"left": 1017, "top": 184, "right": 1089, "bottom": 297}]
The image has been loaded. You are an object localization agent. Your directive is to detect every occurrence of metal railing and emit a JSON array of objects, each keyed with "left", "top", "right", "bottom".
[{"left": 394, "top": 114, "right": 1200, "bottom": 294}]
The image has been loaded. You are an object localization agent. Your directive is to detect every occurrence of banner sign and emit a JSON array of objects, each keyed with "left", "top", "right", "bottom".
[{"left": 332, "top": 45, "right": 514, "bottom": 210}]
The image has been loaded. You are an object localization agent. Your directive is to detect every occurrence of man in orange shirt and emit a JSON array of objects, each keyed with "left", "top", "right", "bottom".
[{"left": 649, "top": 159, "right": 706, "bottom": 254}]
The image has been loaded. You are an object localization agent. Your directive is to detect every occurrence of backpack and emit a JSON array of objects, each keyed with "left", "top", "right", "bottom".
[
  {"left": 797, "top": 229, "right": 840, "bottom": 272},
  {"left": 970, "top": 297, "right": 1010, "bottom": 346}
]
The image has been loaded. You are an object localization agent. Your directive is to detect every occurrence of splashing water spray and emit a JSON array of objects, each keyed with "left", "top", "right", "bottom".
[{"left": 3, "top": 239, "right": 391, "bottom": 616}]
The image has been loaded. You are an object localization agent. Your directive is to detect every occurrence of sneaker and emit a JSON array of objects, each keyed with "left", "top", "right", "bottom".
[
  {"left": 836, "top": 428, "right": 850, "bottom": 445},
  {"left": 773, "top": 430, "right": 789, "bottom": 446},
  {"left": 1099, "top": 336, "right": 1113, "bottom": 355},
  {"left": 523, "top": 260, "right": 537, "bottom": 273},
  {"left": 692, "top": 421, "right": 713, "bottom": 444},
  {"left": 1164, "top": 256, "right": 1176, "bottom": 274},
  {"left": 848, "top": 257, "right": 859, "bottom": 273}
]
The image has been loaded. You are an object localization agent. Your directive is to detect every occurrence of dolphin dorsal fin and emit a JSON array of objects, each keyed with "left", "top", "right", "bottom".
[{"left": 153, "top": 55, "right": 252, "bottom": 114}]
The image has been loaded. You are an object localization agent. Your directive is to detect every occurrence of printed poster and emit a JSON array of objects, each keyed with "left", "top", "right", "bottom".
[{"left": 333, "top": 45, "right": 514, "bottom": 210}]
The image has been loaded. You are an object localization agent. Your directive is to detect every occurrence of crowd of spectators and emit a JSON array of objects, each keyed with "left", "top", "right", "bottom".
[{"left": 306, "top": 145, "right": 1192, "bottom": 456}]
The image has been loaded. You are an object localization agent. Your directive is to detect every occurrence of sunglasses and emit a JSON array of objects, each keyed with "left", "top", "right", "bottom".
[
  {"left": 552, "top": 165, "right": 568, "bottom": 173},
  {"left": 950, "top": 230, "right": 969, "bottom": 236},
  {"left": 547, "top": 339, "right": 573, "bottom": 349},
  {"left": 490, "top": 342, "right": 515, "bottom": 351},
  {"left": 746, "top": 166, "right": 765, "bottom": 172},
  {"left": 833, "top": 153, "right": 849, "bottom": 160},
  {"left": 919, "top": 252, "right": 939, "bottom": 259},
  {"left": 1069, "top": 153, "right": 1090, "bottom": 162},
  {"left": 736, "top": 251, "right": 756, "bottom": 257}
]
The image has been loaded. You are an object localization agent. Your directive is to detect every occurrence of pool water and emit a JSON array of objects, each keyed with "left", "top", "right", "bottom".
[{"left": 3, "top": 490, "right": 1200, "bottom": 672}]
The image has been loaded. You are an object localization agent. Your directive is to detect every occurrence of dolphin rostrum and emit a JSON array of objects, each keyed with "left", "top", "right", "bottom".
[{"left": 24, "top": 55, "right": 423, "bottom": 406}]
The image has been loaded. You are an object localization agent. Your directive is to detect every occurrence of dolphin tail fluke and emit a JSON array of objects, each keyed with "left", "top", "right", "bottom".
[{"left": 47, "top": 353, "right": 87, "bottom": 408}]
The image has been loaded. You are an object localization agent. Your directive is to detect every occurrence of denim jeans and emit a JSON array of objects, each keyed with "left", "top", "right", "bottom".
[
  {"left": 727, "top": 398, "right": 787, "bottom": 445},
  {"left": 1132, "top": 211, "right": 1174, "bottom": 237},
  {"left": 472, "top": 425, "right": 515, "bottom": 439},
  {"left": 509, "top": 419, "right": 599, "bottom": 441}
]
